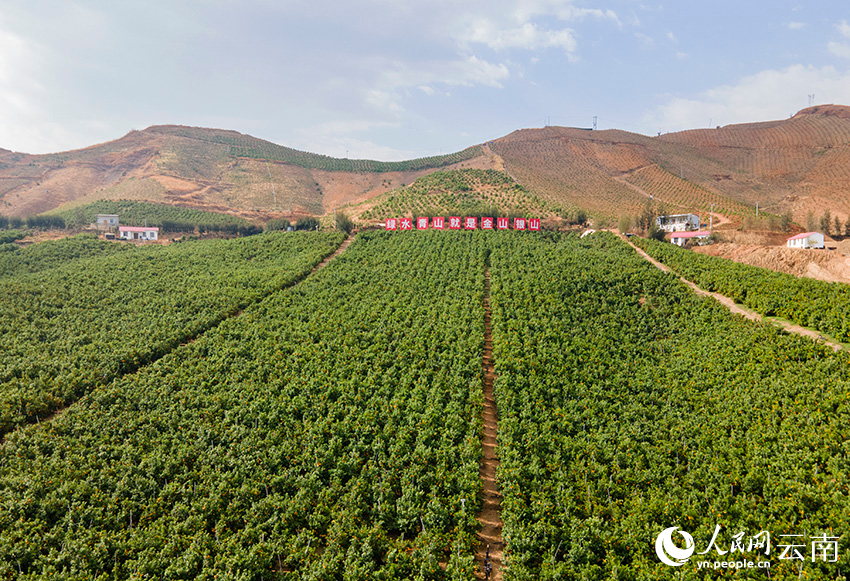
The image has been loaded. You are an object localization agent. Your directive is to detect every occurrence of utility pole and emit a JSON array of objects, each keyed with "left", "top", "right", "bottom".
[{"left": 710, "top": 203, "right": 715, "bottom": 232}]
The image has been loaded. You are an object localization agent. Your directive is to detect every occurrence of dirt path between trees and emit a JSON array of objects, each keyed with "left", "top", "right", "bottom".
[
  {"left": 476, "top": 266, "right": 505, "bottom": 580},
  {"left": 624, "top": 236, "right": 842, "bottom": 351}
]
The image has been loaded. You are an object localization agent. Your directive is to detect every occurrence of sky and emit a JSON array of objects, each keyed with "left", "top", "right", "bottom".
[{"left": 2, "top": 1, "right": 850, "bottom": 159}]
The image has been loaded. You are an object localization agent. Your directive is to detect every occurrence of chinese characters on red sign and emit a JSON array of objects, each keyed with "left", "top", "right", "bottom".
[{"left": 385, "top": 217, "right": 541, "bottom": 231}]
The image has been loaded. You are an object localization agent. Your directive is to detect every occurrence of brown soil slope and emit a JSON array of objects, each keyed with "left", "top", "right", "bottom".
[
  {"left": 655, "top": 105, "right": 850, "bottom": 223},
  {"left": 490, "top": 105, "right": 850, "bottom": 225},
  {"left": 490, "top": 127, "right": 754, "bottom": 223},
  {"left": 695, "top": 242, "right": 850, "bottom": 285},
  {"left": 0, "top": 126, "right": 495, "bottom": 220},
  {"left": 6, "top": 106, "right": 850, "bottom": 223}
]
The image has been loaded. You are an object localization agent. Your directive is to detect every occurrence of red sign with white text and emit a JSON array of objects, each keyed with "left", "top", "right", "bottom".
[{"left": 386, "top": 216, "right": 542, "bottom": 232}]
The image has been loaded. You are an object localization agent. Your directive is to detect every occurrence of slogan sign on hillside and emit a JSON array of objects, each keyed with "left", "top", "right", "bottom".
[{"left": 385, "top": 217, "right": 540, "bottom": 231}]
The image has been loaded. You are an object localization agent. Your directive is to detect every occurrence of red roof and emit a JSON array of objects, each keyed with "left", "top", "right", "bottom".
[
  {"left": 670, "top": 230, "right": 711, "bottom": 239},
  {"left": 787, "top": 231, "right": 821, "bottom": 240},
  {"left": 119, "top": 226, "right": 159, "bottom": 232}
]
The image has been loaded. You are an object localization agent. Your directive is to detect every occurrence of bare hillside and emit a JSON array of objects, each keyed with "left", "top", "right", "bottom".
[
  {"left": 0, "top": 126, "right": 495, "bottom": 220},
  {"left": 4, "top": 106, "right": 850, "bottom": 224},
  {"left": 695, "top": 242, "right": 850, "bottom": 285}
]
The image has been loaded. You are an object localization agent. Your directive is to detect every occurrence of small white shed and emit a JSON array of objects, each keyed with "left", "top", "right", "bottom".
[
  {"left": 96, "top": 214, "right": 119, "bottom": 230},
  {"left": 786, "top": 232, "right": 824, "bottom": 249},
  {"left": 119, "top": 226, "right": 159, "bottom": 241}
]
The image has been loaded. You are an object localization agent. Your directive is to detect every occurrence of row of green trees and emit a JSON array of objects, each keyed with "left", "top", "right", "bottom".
[
  {"left": 0, "top": 231, "right": 344, "bottom": 436},
  {"left": 810, "top": 208, "right": 850, "bottom": 237},
  {"left": 153, "top": 125, "right": 485, "bottom": 173},
  {"left": 491, "top": 232, "right": 850, "bottom": 579},
  {"left": 2, "top": 230, "right": 849, "bottom": 578},
  {"left": 620, "top": 199, "right": 795, "bottom": 236},
  {"left": 0, "top": 231, "right": 485, "bottom": 579},
  {"left": 55, "top": 200, "right": 259, "bottom": 234},
  {"left": 633, "top": 235, "right": 850, "bottom": 341},
  {"left": 0, "top": 214, "right": 65, "bottom": 230}
]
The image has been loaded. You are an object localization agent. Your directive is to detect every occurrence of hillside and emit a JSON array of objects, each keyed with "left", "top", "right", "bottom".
[
  {"left": 346, "top": 168, "right": 572, "bottom": 223},
  {"left": 489, "top": 105, "right": 850, "bottom": 226},
  {"left": 4, "top": 106, "right": 850, "bottom": 226},
  {"left": 0, "top": 125, "right": 497, "bottom": 220},
  {"left": 653, "top": 104, "right": 850, "bottom": 223}
]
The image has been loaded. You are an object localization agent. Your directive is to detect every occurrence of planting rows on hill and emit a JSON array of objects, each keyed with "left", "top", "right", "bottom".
[
  {"left": 655, "top": 114, "right": 850, "bottom": 197},
  {"left": 490, "top": 136, "right": 653, "bottom": 219},
  {"left": 0, "top": 234, "right": 132, "bottom": 280},
  {"left": 809, "top": 146, "right": 850, "bottom": 185},
  {"left": 0, "top": 231, "right": 485, "bottom": 580},
  {"left": 663, "top": 115, "right": 850, "bottom": 151},
  {"left": 489, "top": 232, "right": 850, "bottom": 579},
  {"left": 632, "top": 236, "right": 850, "bottom": 342},
  {"left": 150, "top": 126, "right": 484, "bottom": 173},
  {"left": 625, "top": 164, "right": 752, "bottom": 222},
  {"left": 0, "top": 232, "right": 343, "bottom": 436},
  {"left": 54, "top": 200, "right": 257, "bottom": 234},
  {"left": 358, "top": 169, "right": 549, "bottom": 221}
]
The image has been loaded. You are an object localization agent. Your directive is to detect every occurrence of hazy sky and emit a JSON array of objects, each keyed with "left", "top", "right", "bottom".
[{"left": 2, "top": 1, "right": 850, "bottom": 159}]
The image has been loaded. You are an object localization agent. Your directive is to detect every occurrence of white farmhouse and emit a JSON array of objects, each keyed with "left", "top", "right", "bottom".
[
  {"left": 670, "top": 231, "right": 711, "bottom": 246},
  {"left": 119, "top": 226, "right": 159, "bottom": 241},
  {"left": 656, "top": 213, "right": 700, "bottom": 232},
  {"left": 786, "top": 232, "right": 825, "bottom": 249}
]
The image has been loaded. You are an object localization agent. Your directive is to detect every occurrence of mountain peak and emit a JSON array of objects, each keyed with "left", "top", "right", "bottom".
[{"left": 793, "top": 104, "right": 850, "bottom": 119}]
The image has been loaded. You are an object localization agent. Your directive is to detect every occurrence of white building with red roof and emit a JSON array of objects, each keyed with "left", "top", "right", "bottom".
[
  {"left": 670, "top": 230, "right": 711, "bottom": 246},
  {"left": 119, "top": 226, "right": 159, "bottom": 241},
  {"left": 786, "top": 232, "right": 824, "bottom": 249}
]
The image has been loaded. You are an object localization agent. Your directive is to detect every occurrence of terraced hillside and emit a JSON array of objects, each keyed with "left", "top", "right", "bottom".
[
  {"left": 490, "top": 127, "right": 760, "bottom": 226},
  {"left": 5, "top": 106, "right": 850, "bottom": 227},
  {"left": 487, "top": 105, "right": 850, "bottom": 226},
  {"left": 654, "top": 105, "right": 850, "bottom": 221},
  {"left": 350, "top": 169, "right": 573, "bottom": 223}
]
